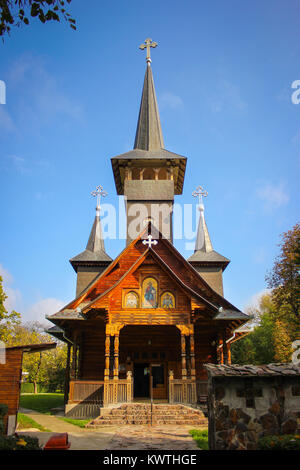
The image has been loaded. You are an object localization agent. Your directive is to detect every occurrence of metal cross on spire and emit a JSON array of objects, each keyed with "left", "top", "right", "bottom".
[
  {"left": 142, "top": 234, "right": 158, "bottom": 248},
  {"left": 139, "top": 38, "right": 158, "bottom": 64},
  {"left": 192, "top": 185, "right": 208, "bottom": 211},
  {"left": 91, "top": 185, "right": 108, "bottom": 212}
]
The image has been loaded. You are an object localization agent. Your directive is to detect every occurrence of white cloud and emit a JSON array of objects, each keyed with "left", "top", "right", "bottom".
[
  {"left": 0, "top": 264, "right": 22, "bottom": 312},
  {"left": 242, "top": 288, "right": 271, "bottom": 313},
  {"left": 7, "top": 54, "right": 83, "bottom": 125},
  {"left": 160, "top": 92, "right": 183, "bottom": 110},
  {"left": 253, "top": 246, "right": 267, "bottom": 264},
  {"left": 209, "top": 79, "right": 247, "bottom": 114},
  {"left": 0, "top": 106, "right": 15, "bottom": 132},
  {"left": 25, "top": 298, "right": 65, "bottom": 325},
  {"left": 7, "top": 154, "right": 29, "bottom": 173},
  {"left": 0, "top": 263, "right": 64, "bottom": 326},
  {"left": 255, "top": 182, "right": 289, "bottom": 212}
]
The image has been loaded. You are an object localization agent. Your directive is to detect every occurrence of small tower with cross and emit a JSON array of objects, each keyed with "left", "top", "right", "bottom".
[
  {"left": 111, "top": 38, "right": 187, "bottom": 245},
  {"left": 188, "top": 185, "right": 230, "bottom": 296},
  {"left": 70, "top": 185, "right": 112, "bottom": 296}
]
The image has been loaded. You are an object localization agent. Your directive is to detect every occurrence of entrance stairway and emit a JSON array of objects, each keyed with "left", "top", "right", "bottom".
[{"left": 86, "top": 403, "right": 208, "bottom": 427}]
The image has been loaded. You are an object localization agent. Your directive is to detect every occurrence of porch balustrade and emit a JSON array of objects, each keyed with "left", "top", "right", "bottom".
[
  {"left": 168, "top": 371, "right": 197, "bottom": 404},
  {"left": 69, "top": 380, "right": 104, "bottom": 405},
  {"left": 69, "top": 371, "right": 133, "bottom": 407}
]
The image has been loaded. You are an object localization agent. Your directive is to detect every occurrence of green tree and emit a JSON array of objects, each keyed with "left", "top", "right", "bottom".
[
  {"left": 0, "top": 275, "right": 21, "bottom": 343},
  {"left": 265, "top": 223, "right": 300, "bottom": 339},
  {"left": 0, "top": 0, "right": 76, "bottom": 37},
  {"left": 231, "top": 294, "right": 276, "bottom": 364}
]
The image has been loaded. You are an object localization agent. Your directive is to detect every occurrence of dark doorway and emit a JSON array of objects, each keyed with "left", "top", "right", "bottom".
[{"left": 133, "top": 363, "right": 150, "bottom": 397}]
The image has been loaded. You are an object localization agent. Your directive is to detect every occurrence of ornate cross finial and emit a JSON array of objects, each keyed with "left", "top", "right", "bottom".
[
  {"left": 91, "top": 185, "right": 108, "bottom": 211},
  {"left": 192, "top": 185, "right": 208, "bottom": 211},
  {"left": 139, "top": 38, "right": 158, "bottom": 64},
  {"left": 142, "top": 234, "right": 158, "bottom": 248}
]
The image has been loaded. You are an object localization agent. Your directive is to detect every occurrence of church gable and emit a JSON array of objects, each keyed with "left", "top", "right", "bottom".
[
  {"left": 56, "top": 223, "right": 242, "bottom": 319},
  {"left": 88, "top": 251, "right": 194, "bottom": 326}
]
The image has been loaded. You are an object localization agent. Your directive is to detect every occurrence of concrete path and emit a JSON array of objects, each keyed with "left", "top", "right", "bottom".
[{"left": 17, "top": 408, "right": 203, "bottom": 450}]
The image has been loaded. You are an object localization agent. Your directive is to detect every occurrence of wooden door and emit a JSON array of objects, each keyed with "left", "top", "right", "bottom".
[{"left": 151, "top": 363, "right": 167, "bottom": 399}]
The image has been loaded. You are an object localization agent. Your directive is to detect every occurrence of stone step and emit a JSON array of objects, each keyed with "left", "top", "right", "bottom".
[
  {"left": 86, "top": 403, "right": 208, "bottom": 428},
  {"left": 87, "top": 419, "right": 208, "bottom": 427}
]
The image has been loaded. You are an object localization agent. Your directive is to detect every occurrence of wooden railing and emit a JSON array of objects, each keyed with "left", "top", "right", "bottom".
[
  {"left": 168, "top": 371, "right": 197, "bottom": 404},
  {"left": 69, "top": 380, "right": 104, "bottom": 404},
  {"left": 103, "top": 371, "right": 133, "bottom": 407}
]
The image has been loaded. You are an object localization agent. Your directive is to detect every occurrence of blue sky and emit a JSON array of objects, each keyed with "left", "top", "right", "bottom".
[{"left": 0, "top": 0, "right": 299, "bottom": 325}]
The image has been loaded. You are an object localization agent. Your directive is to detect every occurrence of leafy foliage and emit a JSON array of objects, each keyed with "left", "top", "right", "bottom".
[
  {"left": 189, "top": 429, "right": 209, "bottom": 450},
  {"left": 233, "top": 223, "right": 300, "bottom": 365},
  {"left": 0, "top": 275, "right": 21, "bottom": 343},
  {"left": 258, "top": 434, "right": 300, "bottom": 450},
  {"left": 266, "top": 223, "right": 300, "bottom": 332},
  {"left": 0, "top": 0, "right": 76, "bottom": 37},
  {"left": 0, "top": 433, "right": 41, "bottom": 450},
  {"left": 231, "top": 294, "right": 276, "bottom": 364}
]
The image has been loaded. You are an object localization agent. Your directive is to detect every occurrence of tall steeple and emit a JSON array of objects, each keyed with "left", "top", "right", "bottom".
[
  {"left": 111, "top": 38, "right": 187, "bottom": 244},
  {"left": 188, "top": 186, "right": 230, "bottom": 296},
  {"left": 70, "top": 186, "right": 112, "bottom": 296},
  {"left": 134, "top": 55, "right": 164, "bottom": 151}
]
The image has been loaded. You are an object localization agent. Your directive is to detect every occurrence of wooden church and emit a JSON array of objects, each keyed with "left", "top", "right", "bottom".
[{"left": 47, "top": 39, "right": 250, "bottom": 418}]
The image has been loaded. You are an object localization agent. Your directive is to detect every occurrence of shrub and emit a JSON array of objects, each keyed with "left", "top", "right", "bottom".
[
  {"left": 258, "top": 434, "right": 300, "bottom": 450},
  {"left": 189, "top": 429, "right": 209, "bottom": 450},
  {"left": 0, "top": 404, "right": 8, "bottom": 435},
  {"left": 0, "top": 434, "right": 41, "bottom": 450}
]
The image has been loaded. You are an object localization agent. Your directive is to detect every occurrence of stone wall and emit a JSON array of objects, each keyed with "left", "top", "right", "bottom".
[{"left": 205, "top": 364, "right": 300, "bottom": 450}]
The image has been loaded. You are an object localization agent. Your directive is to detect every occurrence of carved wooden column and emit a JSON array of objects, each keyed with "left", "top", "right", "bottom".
[
  {"left": 227, "top": 342, "right": 232, "bottom": 364},
  {"left": 126, "top": 371, "right": 132, "bottom": 403},
  {"left": 70, "top": 331, "right": 78, "bottom": 380},
  {"left": 181, "top": 333, "right": 187, "bottom": 379},
  {"left": 113, "top": 333, "right": 119, "bottom": 378},
  {"left": 169, "top": 370, "right": 174, "bottom": 404},
  {"left": 190, "top": 325, "right": 196, "bottom": 379},
  {"left": 103, "top": 326, "right": 111, "bottom": 407},
  {"left": 64, "top": 342, "right": 71, "bottom": 404},
  {"left": 104, "top": 331, "right": 111, "bottom": 379},
  {"left": 222, "top": 330, "right": 228, "bottom": 365}
]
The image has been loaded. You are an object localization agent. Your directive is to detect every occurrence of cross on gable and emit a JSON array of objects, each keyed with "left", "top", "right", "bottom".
[
  {"left": 192, "top": 185, "right": 208, "bottom": 209},
  {"left": 91, "top": 185, "right": 108, "bottom": 209},
  {"left": 139, "top": 38, "right": 158, "bottom": 64},
  {"left": 142, "top": 234, "right": 158, "bottom": 248}
]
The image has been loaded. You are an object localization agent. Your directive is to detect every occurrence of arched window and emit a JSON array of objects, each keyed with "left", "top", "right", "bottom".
[
  {"left": 142, "top": 277, "right": 158, "bottom": 308},
  {"left": 124, "top": 291, "right": 139, "bottom": 308},
  {"left": 161, "top": 291, "right": 175, "bottom": 309}
]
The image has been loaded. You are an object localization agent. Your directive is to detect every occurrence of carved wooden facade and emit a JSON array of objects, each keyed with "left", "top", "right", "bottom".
[{"left": 48, "top": 228, "right": 249, "bottom": 414}]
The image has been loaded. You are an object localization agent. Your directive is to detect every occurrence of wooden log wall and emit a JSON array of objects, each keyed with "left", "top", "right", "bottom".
[
  {"left": 0, "top": 349, "right": 23, "bottom": 434},
  {"left": 78, "top": 322, "right": 106, "bottom": 380},
  {"left": 194, "top": 323, "right": 217, "bottom": 380}
]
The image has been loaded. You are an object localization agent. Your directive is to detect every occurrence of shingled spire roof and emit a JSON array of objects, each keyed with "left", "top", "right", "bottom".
[
  {"left": 188, "top": 190, "right": 230, "bottom": 268},
  {"left": 70, "top": 202, "right": 112, "bottom": 272},
  {"left": 111, "top": 39, "right": 187, "bottom": 195},
  {"left": 134, "top": 62, "right": 164, "bottom": 151}
]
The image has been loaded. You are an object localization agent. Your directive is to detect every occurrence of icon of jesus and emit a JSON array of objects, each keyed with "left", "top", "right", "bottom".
[{"left": 144, "top": 281, "right": 156, "bottom": 307}]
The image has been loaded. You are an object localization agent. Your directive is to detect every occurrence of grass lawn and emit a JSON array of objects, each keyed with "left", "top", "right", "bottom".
[
  {"left": 19, "top": 393, "right": 64, "bottom": 415},
  {"left": 58, "top": 418, "right": 90, "bottom": 428},
  {"left": 17, "top": 413, "right": 51, "bottom": 432},
  {"left": 189, "top": 429, "right": 209, "bottom": 450}
]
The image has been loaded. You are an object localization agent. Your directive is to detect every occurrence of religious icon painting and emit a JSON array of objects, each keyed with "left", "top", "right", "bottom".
[
  {"left": 142, "top": 277, "right": 158, "bottom": 308},
  {"left": 125, "top": 291, "right": 139, "bottom": 308},
  {"left": 161, "top": 291, "right": 175, "bottom": 309}
]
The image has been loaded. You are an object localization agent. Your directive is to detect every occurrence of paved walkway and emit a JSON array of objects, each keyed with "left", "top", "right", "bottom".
[{"left": 17, "top": 408, "right": 203, "bottom": 450}]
